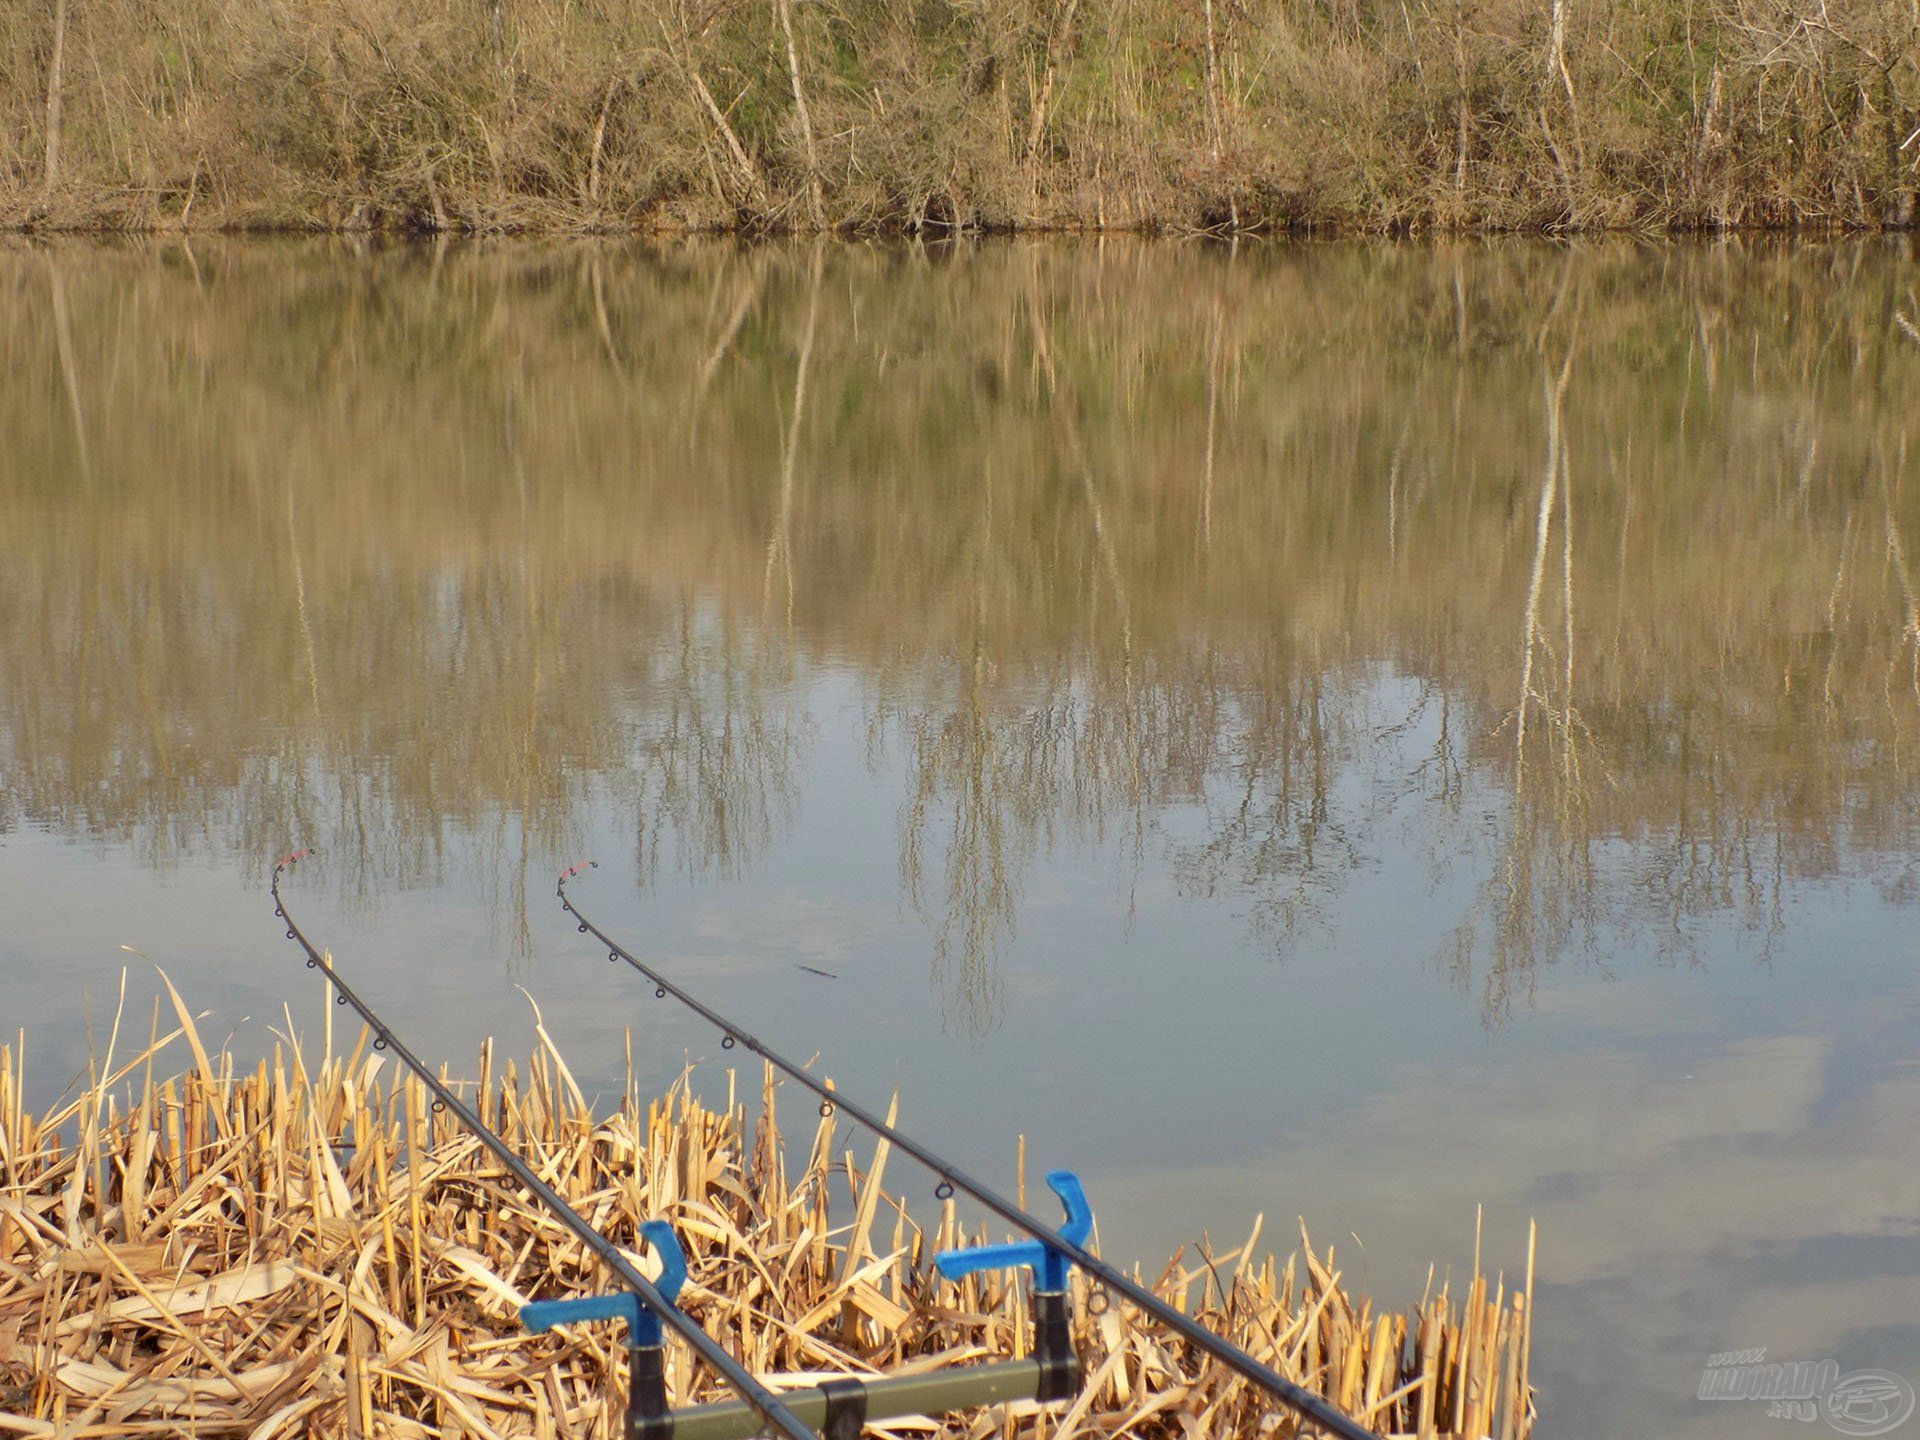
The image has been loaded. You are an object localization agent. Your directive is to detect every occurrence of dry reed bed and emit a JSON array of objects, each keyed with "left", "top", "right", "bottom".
[{"left": 0, "top": 991, "right": 1535, "bottom": 1438}]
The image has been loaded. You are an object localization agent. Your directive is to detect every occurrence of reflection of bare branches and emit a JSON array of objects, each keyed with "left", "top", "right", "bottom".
[
  {"left": 507, "top": 408, "right": 544, "bottom": 968},
  {"left": 1475, "top": 349, "right": 1604, "bottom": 1021},
  {"left": 1882, "top": 470, "right": 1920, "bottom": 703},
  {"left": 1202, "top": 300, "right": 1223, "bottom": 551},
  {"left": 889, "top": 274, "right": 1170, "bottom": 1031},
  {"left": 698, "top": 252, "right": 767, "bottom": 399},
  {"left": 47, "top": 258, "right": 92, "bottom": 486},
  {"left": 1512, "top": 353, "right": 1572, "bottom": 768},
  {"left": 586, "top": 254, "right": 624, "bottom": 377},
  {"left": 1823, "top": 514, "right": 1854, "bottom": 711},
  {"left": 1171, "top": 667, "right": 1362, "bottom": 953},
  {"left": 899, "top": 465, "right": 1019, "bottom": 1036},
  {"left": 763, "top": 254, "right": 821, "bottom": 634},
  {"left": 898, "top": 679, "right": 1020, "bottom": 1037},
  {"left": 284, "top": 478, "right": 321, "bottom": 717},
  {"left": 1027, "top": 273, "right": 1140, "bottom": 809},
  {"left": 7, "top": 241, "right": 1920, "bottom": 1025},
  {"left": 637, "top": 601, "right": 801, "bottom": 886}
]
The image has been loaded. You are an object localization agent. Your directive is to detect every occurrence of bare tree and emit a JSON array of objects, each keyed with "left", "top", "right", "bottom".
[{"left": 42, "top": 0, "right": 70, "bottom": 200}]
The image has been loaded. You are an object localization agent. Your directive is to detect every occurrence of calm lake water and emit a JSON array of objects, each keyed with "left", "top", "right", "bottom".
[{"left": 5, "top": 238, "right": 1920, "bottom": 1437}]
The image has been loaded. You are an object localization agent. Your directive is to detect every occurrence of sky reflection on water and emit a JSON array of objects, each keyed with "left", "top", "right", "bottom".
[{"left": 4, "top": 237, "right": 1919, "bottom": 1436}]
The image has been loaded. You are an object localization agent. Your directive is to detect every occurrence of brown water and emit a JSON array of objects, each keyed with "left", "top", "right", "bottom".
[{"left": 5, "top": 237, "right": 1920, "bottom": 1437}]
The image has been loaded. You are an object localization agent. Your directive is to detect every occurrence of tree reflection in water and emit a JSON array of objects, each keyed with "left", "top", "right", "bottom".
[{"left": 3, "top": 239, "right": 1917, "bottom": 1025}]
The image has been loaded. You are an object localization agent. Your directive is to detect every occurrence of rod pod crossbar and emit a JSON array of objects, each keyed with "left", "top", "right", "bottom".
[
  {"left": 270, "top": 851, "right": 820, "bottom": 1440},
  {"left": 521, "top": 1172, "right": 1098, "bottom": 1440},
  {"left": 559, "top": 861, "right": 1387, "bottom": 1440},
  {"left": 636, "top": 1359, "right": 1047, "bottom": 1440}
]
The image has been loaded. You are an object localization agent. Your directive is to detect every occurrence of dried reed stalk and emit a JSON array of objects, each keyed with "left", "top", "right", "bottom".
[{"left": 0, "top": 1017, "right": 1535, "bottom": 1437}]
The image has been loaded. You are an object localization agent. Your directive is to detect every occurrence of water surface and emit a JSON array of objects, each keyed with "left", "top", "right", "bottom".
[{"left": 5, "top": 238, "right": 1920, "bottom": 1437}]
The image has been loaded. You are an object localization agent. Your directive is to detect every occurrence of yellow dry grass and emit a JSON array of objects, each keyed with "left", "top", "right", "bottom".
[{"left": 0, "top": 1005, "right": 1534, "bottom": 1438}]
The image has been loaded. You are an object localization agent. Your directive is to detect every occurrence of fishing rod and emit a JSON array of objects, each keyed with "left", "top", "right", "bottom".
[
  {"left": 271, "top": 850, "right": 821, "bottom": 1440},
  {"left": 559, "top": 863, "right": 1387, "bottom": 1440}
]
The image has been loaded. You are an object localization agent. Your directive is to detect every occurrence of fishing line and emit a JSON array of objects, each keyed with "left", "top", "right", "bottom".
[
  {"left": 271, "top": 851, "right": 821, "bottom": 1440},
  {"left": 559, "top": 862, "right": 1386, "bottom": 1440}
]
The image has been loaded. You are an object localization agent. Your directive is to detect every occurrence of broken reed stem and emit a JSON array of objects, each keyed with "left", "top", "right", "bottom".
[{"left": 0, "top": 1025, "right": 1535, "bottom": 1438}]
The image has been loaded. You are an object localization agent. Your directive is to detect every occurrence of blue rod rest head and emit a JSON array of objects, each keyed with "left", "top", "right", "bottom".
[
  {"left": 520, "top": 1290, "right": 644, "bottom": 1338},
  {"left": 518, "top": 1219, "right": 688, "bottom": 1349},
  {"left": 639, "top": 1219, "right": 689, "bottom": 1309},
  {"left": 931, "top": 1170, "right": 1091, "bottom": 1294}
]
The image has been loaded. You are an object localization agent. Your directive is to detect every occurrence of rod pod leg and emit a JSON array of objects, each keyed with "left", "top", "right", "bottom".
[
  {"left": 1032, "top": 1288, "right": 1081, "bottom": 1403},
  {"left": 629, "top": 1342, "right": 670, "bottom": 1440}
]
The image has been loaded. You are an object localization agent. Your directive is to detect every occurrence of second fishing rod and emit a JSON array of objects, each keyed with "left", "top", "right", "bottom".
[{"left": 559, "top": 863, "right": 1387, "bottom": 1440}]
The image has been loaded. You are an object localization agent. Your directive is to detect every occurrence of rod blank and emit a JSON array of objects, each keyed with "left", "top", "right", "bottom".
[{"left": 272, "top": 856, "right": 820, "bottom": 1440}]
